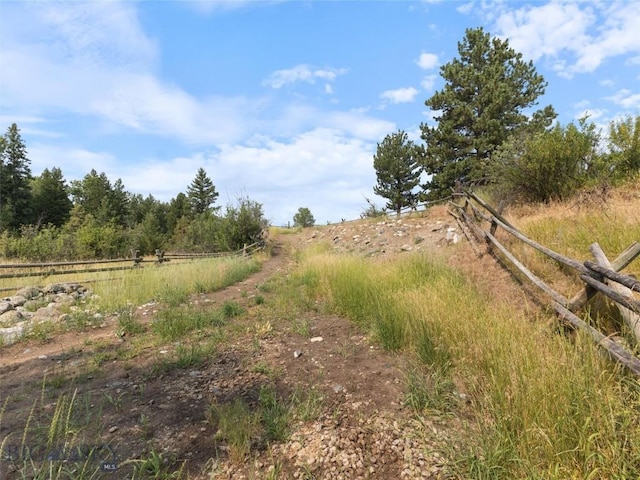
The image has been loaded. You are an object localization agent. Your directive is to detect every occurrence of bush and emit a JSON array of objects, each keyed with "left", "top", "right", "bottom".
[
  {"left": 492, "top": 118, "right": 600, "bottom": 203},
  {"left": 604, "top": 115, "right": 640, "bottom": 182}
]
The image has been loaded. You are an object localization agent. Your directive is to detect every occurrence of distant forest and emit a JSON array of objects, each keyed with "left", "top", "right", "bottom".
[{"left": 0, "top": 123, "right": 268, "bottom": 261}]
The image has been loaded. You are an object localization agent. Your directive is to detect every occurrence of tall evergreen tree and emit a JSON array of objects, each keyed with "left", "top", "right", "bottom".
[
  {"left": 373, "top": 130, "right": 422, "bottom": 215},
  {"left": 187, "top": 167, "right": 219, "bottom": 215},
  {"left": 70, "top": 170, "right": 129, "bottom": 226},
  {"left": 420, "top": 27, "right": 556, "bottom": 199},
  {"left": 110, "top": 178, "right": 129, "bottom": 227},
  {"left": 31, "top": 167, "right": 73, "bottom": 228},
  {"left": 167, "top": 192, "right": 189, "bottom": 236},
  {"left": 0, "top": 123, "right": 33, "bottom": 231}
]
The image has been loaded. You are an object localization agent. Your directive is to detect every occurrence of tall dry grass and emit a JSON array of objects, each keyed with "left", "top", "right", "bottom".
[
  {"left": 293, "top": 246, "right": 640, "bottom": 479},
  {"left": 89, "top": 256, "right": 261, "bottom": 312}
]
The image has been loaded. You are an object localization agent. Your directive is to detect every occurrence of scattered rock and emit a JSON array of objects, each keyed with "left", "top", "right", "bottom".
[
  {"left": 0, "top": 310, "right": 23, "bottom": 327},
  {"left": 310, "top": 336, "right": 324, "bottom": 343},
  {"left": 445, "top": 227, "right": 460, "bottom": 245},
  {"left": 0, "top": 301, "right": 13, "bottom": 316},
  {"left": 15, "top": 286, "right": 41, "bottom": 300},
  {"left": 0, "top": 283, "right": 93, "bottom": 346},
  {"left": 9, "top": 295, "right": 27, "bottom": 307}
]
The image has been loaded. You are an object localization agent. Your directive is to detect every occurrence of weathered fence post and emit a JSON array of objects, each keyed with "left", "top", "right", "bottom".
[
  {"left": 568, "top": 242, "right": 640, "bottom": 312},
  {"left": 590, "top": 243, "right": 640, "bottom": 345}
]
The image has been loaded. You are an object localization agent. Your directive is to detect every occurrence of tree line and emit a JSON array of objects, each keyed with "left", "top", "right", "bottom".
[
  {"left": 373, "top": 27, "right": 640, "bottom": 215},
  {"left": 0, "top": 125, "right": 268, "bottom": 261}
]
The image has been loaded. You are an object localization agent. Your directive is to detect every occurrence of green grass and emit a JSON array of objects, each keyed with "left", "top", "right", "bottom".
[
  {"left": 293, "top": 250, "right": 640, "bottom": 479},
  {"left": 1, "top": 388, "right": 115, "bottom": 480},
  {"left": 115, "top": 307, "right": 145, "bottom": 336},
  {"left": 152, "top": 305, "right": 226, "bottom": 342},
  {"left": 205, "top": 381, "right": 321, "bottom": 464},
  {"left": 90, "top": 256, "right": 261, "bottom": 312},
  {"left": 403, "top": 362, "right": 454, "bottom": 414},
  {"left": 258, "top": 384, "right": 291, "bottom": 443},
  {"left": 208, "top": 398, "right": 261, "bottom": 463}
]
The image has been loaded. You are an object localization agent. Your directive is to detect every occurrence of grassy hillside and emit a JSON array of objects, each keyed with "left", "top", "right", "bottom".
[{"left": 287, "top": 180, "right": 640, "bottom": 479}]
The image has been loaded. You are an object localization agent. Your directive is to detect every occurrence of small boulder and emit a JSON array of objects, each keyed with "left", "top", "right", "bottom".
[
  {"left": 0, "top": 301, "right": 13, "bottom": 315},
  {"left": 15, "top": 286, "right": 42, "bottom": 300},
  {"left": 0, "top": 309, "right": 23, "bottom": 327},
  {"left": 31, "top": 305, "right": 61, "bottom": 322},
  {"left": 9, "top": 295, "right": 27, "bottom": 307},
  {"left": 0, "top": 321, "right": 29, "bottom": 345}
]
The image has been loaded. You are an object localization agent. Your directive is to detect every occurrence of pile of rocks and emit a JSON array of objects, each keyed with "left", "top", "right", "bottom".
[
  {"left": 306, "top": 218, "right": 461, "bottom": 257},
  {"left": 212, "top": 405, "right": 453, "bottom": 479},
  {"left": 0, "top": 283, "right": 92, "bottom": 346}
]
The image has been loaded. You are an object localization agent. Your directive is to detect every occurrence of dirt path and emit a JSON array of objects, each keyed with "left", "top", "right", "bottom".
[{"left": 1, "top": 211, "right": 498, "bottom": 479}]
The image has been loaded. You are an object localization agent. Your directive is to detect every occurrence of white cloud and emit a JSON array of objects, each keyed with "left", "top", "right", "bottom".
[
  {"left": 28, "top": 145, "right": 118, "bottom": 181},
  {"left": 606, "top": 89, "right": 640, "bottom": 110},
  {"left": 213, "top": 129, "right": 379, "bottom": 224},
  {"left": 265, "top": 104, "right": 394, "bottom": 141},
  {"left": 380, "top": 87, "right": 419, "bottom": 104},
  {"left": 324, "top": 110, "right": 395, "bottom": 141},
  {"left": 416, "top": 52, "right": 439, "bottom": 70},
  {"left": 627, "top": 55, "right": 640, "bottom": 66},
  {"left": 456, "top": 2, "right": 474, "bottom": 15},
  {"left": 576, "top": 108, "right": 605, "bottom": 121},
  {"left": 490, "top": 1, "right": 640, "bottom": 77},
  {"left": 91, "top": 73, "right": 259, "bottom": 143},
  {"left": 35, "top": 2, "right": 156, "bottom": 70},
  {"left": 572, "top": 100, "right": 590, "bottom": 110},
  {"left": 263, "top": 65, "right": 348, "bottom": 89},
  {"left": 185, "top": 0, "right": 284, "bottom": 15},
  {"left": 110, "top": 128, "right": 381, "bottom": 224},
  {"left": 421, "top": 75, "right": 438, "bottom": 92},
  {"left": 0, "top": 2, "right": 272, "bottom": 145},
  {"left": 493, "top": 3, "right": 594, "bottom": 62}
]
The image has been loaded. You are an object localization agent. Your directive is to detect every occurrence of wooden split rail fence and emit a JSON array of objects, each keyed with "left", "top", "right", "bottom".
[
  {"left": 0, "top": 241, "right": 265, "bottom": 293},
  {"left": 449, "top": 191, "right": 640, "bottom": 377}
]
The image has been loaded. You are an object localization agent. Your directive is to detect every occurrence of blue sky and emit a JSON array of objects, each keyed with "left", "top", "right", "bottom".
[{"left": 1, "top": 1, "right": 639, "bottom": 225}]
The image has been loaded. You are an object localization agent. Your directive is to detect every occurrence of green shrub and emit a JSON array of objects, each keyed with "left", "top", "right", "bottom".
[{"left": 492, "top": 118, "right": 600, "bottom": 203}]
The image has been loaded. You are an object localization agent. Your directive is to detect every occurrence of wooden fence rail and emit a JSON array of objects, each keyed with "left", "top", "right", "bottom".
[
  {"left": 0, "top": 241, "right": 265, "bottom": 283},
  {"left": 450, "top": 191, "right": 640, "bottom": 377}
]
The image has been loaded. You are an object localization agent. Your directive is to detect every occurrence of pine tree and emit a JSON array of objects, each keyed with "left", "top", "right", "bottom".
[
  {"left": 31, "top": 167, "right": 73, "bottom": 228},
  {"left": 420, "top": 27, "right": 556, "bottom": 199},
  {"left": 0, "top": 123, "right": 33, "bottom": 231},
  {"left": 373, "top": 130, "right": 422, "bottom": 215},
  {"left": 293, "top": 207, "right": 315, "bottom": 227},
  {"left": 187, "top": 168, "right": 219, "bottom": 215},
  {"left": 70, "top": 170, "right": 129, "bottom": 226}
]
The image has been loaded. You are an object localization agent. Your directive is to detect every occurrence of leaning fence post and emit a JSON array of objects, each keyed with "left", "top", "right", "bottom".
[
  {"left": 568, "top": 242, "right": 640, "bottom": 312},
  {"left": 590, "top": 243, "right": 640, "bottom": 345}
]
